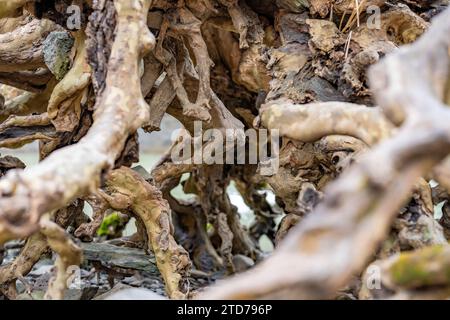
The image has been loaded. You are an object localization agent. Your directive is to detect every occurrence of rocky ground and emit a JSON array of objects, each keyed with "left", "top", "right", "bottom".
[{"left": 0, "top": 241, "right": 216, "bottom": 300}]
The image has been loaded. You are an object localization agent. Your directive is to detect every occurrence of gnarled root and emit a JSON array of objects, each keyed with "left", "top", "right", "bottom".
[
  {"left": 0, "top": 201, "right": 84, "bottom": 298},
  {"left": 260, "top": 101, "right": 394, "bottom": 146},
  {"left": 188, "top": 165, "right": 259, "bottom": 268},
  {"left": 0, "top": 79, "right": 56, "bottom": 122},
  {"left": 154, "top": 11, "right": 212, "bottom": 122},
  {"left": 168, "top": 193, "right": 224, "bottom": 271},
  {"left": 103, "top": 166, "right": 191, "bottom": 300},
  {"left": 0, "top": 233, "right": 48, "bottom": 290},
  {"left": 0, "top": 104, "right": 56, "bottom": 150},
  {"left": 40, "top": 217, "right": 82, "bottom": 300},
  {"left": 74, "top": 194, "right": 109, "bottom": 241},
  {"left": 47, "top": 32, "right": 91, "bottom": 132},
  {"left": 232, "top": 165, "right": 278, "bottom": 245},
  {"left": 217, "top": 0, "right": 263, "bottom": 49},
  {"left": 166, "top": 8, "right": 213, "bottom": 122},
  {"left": 393, "top": 195, "right": 447, "bottom": 250},
  {"left": 0, "top": 112, "right": 55, "bottom": 149},
  {"left": 200, "top": 7, "right": 450, "bottom": 300},
  {"left": 0, "top": 18, "right": 56, "bottom": 72},
  {"left": 0, "top": 69, "right": 52, "bottom": 93},
  {"left": 0, "top": 112, "right": 50, "bottom": 132}
]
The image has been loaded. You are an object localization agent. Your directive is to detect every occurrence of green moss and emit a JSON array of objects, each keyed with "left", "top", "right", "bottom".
[
  {"left": 389, "top": 245, "right": 447, "bottom": 287},
  {"left": 97, "top": 212, "right": 122, "bottom": 237}
]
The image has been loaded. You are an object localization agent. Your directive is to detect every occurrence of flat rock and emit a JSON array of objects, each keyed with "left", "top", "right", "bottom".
[
  {"left": 29, "top": 265, "right": 53, "bottom": 277},
  {"left": 81, "top": 242, "right": 160, "bottom": 275},
  {"left": 43, "top": 31, "right": 74, "bottom": 80},
  {"left": 232, "top": 254, "right": 255, "bottom": 272}
]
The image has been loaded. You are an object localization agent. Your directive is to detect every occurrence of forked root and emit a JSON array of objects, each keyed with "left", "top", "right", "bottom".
[
  {"left": 0, "top": 203, "right": 84, "bottom": 299},
  {"left": 103, "top": 167, "right": 191, "bottom": 299},
  {"left": 40, "top": 216, "right": 82, "bottom": 300},
  {"left": 0, "top": 233, "right": 48, "bottom": 287},
  {"left": 155, "top": 8, "right": 213, "bottom": 122}
]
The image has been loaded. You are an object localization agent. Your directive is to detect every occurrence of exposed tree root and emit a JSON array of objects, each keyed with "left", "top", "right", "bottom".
[
  {"left": 261, "top": 101, "right": 394, "bottom": 146},
  {"left": 0, "top": 112, "right": 54, "bottom": 149},
  {"left": 168, "top": 192, "right": 224, "bottom": 271},
  {"left": 0, "top": 155, "right": 25, "bottom": 178},
  {"left": 47, "top": 32, "right": 91, "bottom": 132},
  {"left": 154, "top": 15, "right": 212, "bottom": 122},
  {"left": 0, "top": 80, "right": 55, "bottom": 122},
  {"left": 232, "top": 165, "right": 278, "bottom": 244},
  {"left": 166, "top": 8, "right": 213, "bottom": 121},
  {"left": 0, "top": 201, "right": 84, "bottom": 299},
  {"left": 0, "top": 0, "right": 155, "bottom": 243},
  {"left": 0, "top": 233, "right": 48, "bottom": 288},
  {"left": 0, "top": 113, "right": 50, "bottom": 132},
  {"left": 200, "top": 6, "right": 450, "bottom": 299},
  {"left": 190, "top": 166, "right": 259, "bottom": 264},
  {"left": 0, "top": 1, "right": 31, "bottom": 19},
  {"left": 0, "top": 17, "right": 56, "bottom": 72},
  {"left": 0, "top": 69, "right": 52, "bottom": 93},
  {"left": 40, "top": 216, "right": 82, "bottom": 300},
  {"left": 103, "top": 166, "right": 191, "bottom": 299},
  {"left": 74, "top": 194, "right": 109, "bottom": 241}
]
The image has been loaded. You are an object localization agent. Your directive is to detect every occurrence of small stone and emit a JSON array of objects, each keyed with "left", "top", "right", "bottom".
[
  {"left": 132, "top": 165, "right": 152, "bottom": 181},
  {"left": 81, "top": 242, "right": 160, "bottom": 274},
  {"left": 29, "top": 265, "right": 53, "bottom": 277},
  {"left": 43, "top": 31, "right": 74, "bottom": 80},
  {"left": 232, "top": 254, "right": 255, "bottom": 273}
]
